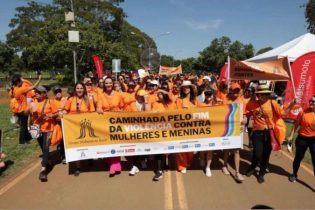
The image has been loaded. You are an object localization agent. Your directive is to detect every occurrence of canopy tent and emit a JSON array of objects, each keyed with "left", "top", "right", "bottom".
[{"left": 247, "top": 33, "right": 315, "bottom": 63}]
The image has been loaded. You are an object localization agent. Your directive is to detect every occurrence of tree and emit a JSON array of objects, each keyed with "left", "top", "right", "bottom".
[
  {"left": 256, "top": 47, "right": 273, "bottom": 55},
  {"left": 0, "top": 41, "right": 14, "bottom": 72},
  {"left": 305, "top": 0, "right": 315, "bottom": 33}
]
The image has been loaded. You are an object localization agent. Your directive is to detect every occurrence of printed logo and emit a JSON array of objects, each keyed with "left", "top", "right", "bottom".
[
  {"left": 111, "top": 149, "right": 116, "bottom": 154},
  {"left": 168, "top": 146, "right": 175, "bottom": 150},
  {"left": 209, "top": 143, "right": 215, "bottom": 147},
  {"left": 144, "top": 148, "right": 151, "bottom": 152},
  {"left": 77, "top": 118, "right": 98, "bottom": 139},
  {"left": 116, "top": 150, "right": 124, "bottom": 153},
  {"left": 125, "top": 148, "right": 135, "bottom": 153},
  {"left": 80, "top": 152, "right": 86, "bottom": 158},
  {"left": 182, "top": 145, "right": 188, "bottom": 149},
  {"left": 195, "top": 144, "right": 201, "bottom": 148}
]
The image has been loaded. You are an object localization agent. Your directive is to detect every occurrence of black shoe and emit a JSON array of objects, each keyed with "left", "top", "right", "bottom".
[
  {"left": 74, "top": 168, "right": 80, "bottom": 176},
  {"left": 257, "top": 175, "right": 265, "bottom": 184},
  {"left": 288, "top": 174, "right": 297, "bottom": 182},
  {"left": 153, "top": 172, "right": 163, "bottom": 181},
  {"left": 246, "top": 168, "right": 255, "bottom": 177},
  {"left": 46, "top": 163, "right": 53, "bottom": 173},
  {"left": 39, "top": 171, "right": 47, "bottom": 182}
]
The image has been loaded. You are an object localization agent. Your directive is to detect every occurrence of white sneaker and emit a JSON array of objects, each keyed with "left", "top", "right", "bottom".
[
  {"left": 180, "top": 168, "right": 187, "bottom": 174},
  {"left": 141, "top": 160, "right": 147, "bottom": 169},
  {"left": 222, "top": 166, "right": 230, "bottom": 175},
  {"left": 287, "top": 142, "right": 293, "bottom": 153},
  {"left": 205, "top": 167, "right": 212, "bottom": 177},
  {"left": 129, "top": 166, "right": 140, "bottom": 176}
]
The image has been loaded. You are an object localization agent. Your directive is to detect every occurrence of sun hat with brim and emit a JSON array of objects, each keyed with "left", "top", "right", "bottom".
[
  {"left": 203, "top": 76, "right": 211, "bottom": 82},
  {"left": 255, "top": 84, "right": 273, "bottom": 94},
  {"left": 149, "top": 80, "right": 159, "bottom": 86},
  {"left": 136, "top": 89, "right": 147, "bottom": 97},
  {"left": 35, "top": 85, "right": 47, "bottom": 93},
  {"left": 180, "top": 80, "right": 195, "bottom": 87}
]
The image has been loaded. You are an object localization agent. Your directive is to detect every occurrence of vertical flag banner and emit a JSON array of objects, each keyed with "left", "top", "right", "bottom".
[
  {"left": 92, "top": 55, "right": 104, "bottom": 79},
  {"left": 219, "top": 63, "right": 228, "bottom": 82},
  {"left": 284, "top": 52, "right": 315, "bottom": 109}
]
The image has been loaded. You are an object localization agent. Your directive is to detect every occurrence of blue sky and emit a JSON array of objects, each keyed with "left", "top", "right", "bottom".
[{"left": 0, "top": 0, "right": 309, "bottom": 59}]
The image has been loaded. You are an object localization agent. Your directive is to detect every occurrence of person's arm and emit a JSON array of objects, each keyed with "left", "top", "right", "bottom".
[{"left": 27, "top": 75, "right": 42, "bottom": 92}]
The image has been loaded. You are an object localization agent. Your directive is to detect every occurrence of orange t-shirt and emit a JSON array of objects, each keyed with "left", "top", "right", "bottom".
[
  {"left": 13, "top": 86, "right": 30, "bottom": 112},
  {"left": 123, "top": 92, "right": 136, "bottom": 107},
  {"left": 152, "top": 102, "right": 176, "bottom": 112},
  {"left": 32, "top": 100, "right": 58, "bottom": 132},
  {"left": 169, "top": 92, "right": 179, "bottom": 103},
  {"left": 147, "top": 92, "right": 158, "bottom": 109},
  {"left": 246, "top": 99, "right": 284, "bottom": 131},
  {"left": 10, "top": 98, "right": 20, "bottom": 113},
  {"left": 65, "top": 96, "right": 95, "bottom": 114},
  {"left": 98, "top": 91, "right": 123, "bottom": 111},
  {"left": 176, "top": 97, "right": 201, "bottom": 109},
  {"left": 296, "top": 110, "right": 315, "bottom": 137}
]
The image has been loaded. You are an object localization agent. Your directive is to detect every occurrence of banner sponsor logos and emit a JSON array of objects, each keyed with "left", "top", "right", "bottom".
[
  {"left": 159, "top": 65, "right": 182, "bottom": 75},
  {"left": 229, "top": 57, "right": 291, "bottom": 80},
  {"left": 62, "top": 104, "right": 242, "bottom": 162},
  {"left": 284, "top": 52, "right": 315, "bottom": 109}
]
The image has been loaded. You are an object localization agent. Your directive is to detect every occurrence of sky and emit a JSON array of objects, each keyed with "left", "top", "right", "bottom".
[{"left": 0, "top": 0, "right": 309, "bottom": 59}]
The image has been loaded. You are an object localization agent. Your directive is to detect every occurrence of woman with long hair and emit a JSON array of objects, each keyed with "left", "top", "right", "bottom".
[
  {"left": 287, "top": 95, "right": 315, "bottom": 182},
  {"left": 64, "top": 82, "right": 95, "bottom": 176},
  {"left": 97, "top": 77, "right": 124, "bottom": 177},
  {"left": 175, "top": 80, "right": 200, "bottom": 173}
]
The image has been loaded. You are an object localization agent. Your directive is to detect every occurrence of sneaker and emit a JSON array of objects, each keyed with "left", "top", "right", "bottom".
[
  {"left": 153, "top": 171, "right": 163, "bottom": 181},
  {"left": 265, "top": 167, "right": 270, "bottom": 173},
  {"left": 200, "top": 159, "right": 205, "bottom": 167},
  {"left": 141, "top": 160, "right": 147, "bottom": 169},
  {"left": 288, "top": 174, "right": 297, "bottom": 182},
  {"left": 205, "top": 167, "right": 212, "bottom": 177},
  {"left": 39, "top": 171, "right": 47, "bottom": 182},
  {"left": 62, "top": 159, "right": 66, "bottom": 164},
  {"left": 74, "top": 168, "right": 80, "bottom": 176},
  {"left": 246, "top": 168, "right": 255, "bottom": 177},
  {"left": 180, "top": 168, "right": 187, "bottom": 174},
  {"left": 235, "top": 172, "right": 245, "bottom": 182},
  {"left": 129, "top": 166, "right": 140, "bottom": 176},
  {"left": 287, "top": 142, "right": 293, "bottom": 153},
  {"left": 257, "top": 175, "right": 265, "bottom": 184},
  {"left": 222, "top": 166, "right": 230, "bottom": 175}
]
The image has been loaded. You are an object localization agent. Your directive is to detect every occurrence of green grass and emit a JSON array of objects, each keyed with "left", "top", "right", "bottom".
[{"left": 0, "top": 104, "right": 41, "bottom": 179}]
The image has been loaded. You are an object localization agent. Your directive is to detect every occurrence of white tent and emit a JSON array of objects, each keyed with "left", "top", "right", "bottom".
[{"left": 247, "top": 33, "right": 315, "bottom": 63}]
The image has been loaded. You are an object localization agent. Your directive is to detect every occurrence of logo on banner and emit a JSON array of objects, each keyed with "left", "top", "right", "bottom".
[
  {"left": 77, "top": 119, "right": 98, "bottom": 139},
  {"left": 80, "top": 152, "right": 86, "bottom": 158}
]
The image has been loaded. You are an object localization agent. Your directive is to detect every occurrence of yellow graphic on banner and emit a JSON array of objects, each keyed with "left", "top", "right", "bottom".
[{"left": 62, "top": 104, "right": 241, "bottom": 149}]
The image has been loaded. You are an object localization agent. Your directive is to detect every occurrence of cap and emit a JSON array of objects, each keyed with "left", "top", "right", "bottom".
[
  {"left": 150, "top": 80, "right": 159, "bottom": 86},
  {"left": 136, "top": 89, "right": 147, "bottom": 97},
  {"left": 203, "top": 76, "right": 211, "bottom": 82},
  {"left": 52, "top": 86, "right": 62, "bottom": 94},
  {"left": 35, "top": 85, "right": 47, "bottom": 93}
]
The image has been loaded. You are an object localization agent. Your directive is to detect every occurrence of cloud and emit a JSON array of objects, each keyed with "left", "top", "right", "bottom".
[{"left": 182, "top": 19, "right": 224, "bottom": 31}]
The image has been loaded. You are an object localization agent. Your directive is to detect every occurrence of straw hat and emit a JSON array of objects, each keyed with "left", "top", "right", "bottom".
[
  {"left": 181, "top": 80, "right": 195, "bottom": 87},
  {"left": 255, "top": 84, "right": 273, "bottom": 94}
]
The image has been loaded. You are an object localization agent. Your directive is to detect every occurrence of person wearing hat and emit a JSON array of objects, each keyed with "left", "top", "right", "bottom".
[
  {"left": 175, "top": 80, "right": 200, "bottom": 173},
  {"left": 11, "top": 74, "right": 42, "bottom": 144},
  {"left": 51, "top": 86, "right": 67, "bottom": 163},
  {"left": 30, "top": 85, "right": 59, "bottom": 182},
  {"left": 221, "top": 82, "right": 245, "bottom": 182},
  {"left": 245, "top": 84, "right": 284, "bottom": 183},
  {"left": 146, "top": 80, "right": 159, "bottom": 110},
  {"left": 124, "top": 89, "right": 150, "bottom": 176}
]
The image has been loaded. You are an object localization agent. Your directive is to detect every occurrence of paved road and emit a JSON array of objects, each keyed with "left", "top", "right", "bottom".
[{"left": 0, "top": 136, "right": 314, "bottom": 209}]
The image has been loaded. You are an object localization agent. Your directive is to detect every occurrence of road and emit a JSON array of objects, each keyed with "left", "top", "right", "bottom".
[{"left": 0, "top": 136, "right": 314, "bottom": 209}]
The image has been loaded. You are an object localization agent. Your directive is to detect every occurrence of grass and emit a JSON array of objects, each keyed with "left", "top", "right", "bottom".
[{"left": 0, "top": 103, "right": 41, "bottom": 180}]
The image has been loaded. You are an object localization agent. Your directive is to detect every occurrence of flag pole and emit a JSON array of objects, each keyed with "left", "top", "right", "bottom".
[
  {"left": 287, "top": 56, "right": 296, "bottom": 98},
  {"left": 227, "top": 56, "right": 230, "bottom": 90}
]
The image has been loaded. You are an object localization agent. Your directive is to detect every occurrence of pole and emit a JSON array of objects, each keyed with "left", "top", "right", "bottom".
[{"left": 73, "top": 50, "right": 77, "bottom": 83}]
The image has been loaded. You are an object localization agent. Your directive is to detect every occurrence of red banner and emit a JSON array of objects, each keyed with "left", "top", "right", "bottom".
[
  {"left": 284, "top": 52, "right": 315, "bottom": 109},
  {"left": 218, "top": 63, "right": 228, "bottom": 82},
  {"left": 92, "top": 55, "right": 104, "bottom": 79}
]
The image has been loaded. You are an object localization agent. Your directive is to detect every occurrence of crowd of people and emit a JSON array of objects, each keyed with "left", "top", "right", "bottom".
[{"left": 6, "top": 70, "right": 315, "bottom": 184}]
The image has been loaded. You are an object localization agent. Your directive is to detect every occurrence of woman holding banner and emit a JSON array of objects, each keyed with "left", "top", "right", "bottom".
[
  {"left": 287, "top": 95, "right": 315, "bottom": 182},
  {"left": 175, "top": 80, "right": 200, "bottom": 174},
  {"left": 151, "top": 90, "right": 176, "bottom": 181},
  {"left": 97, "top": 77, "right": 124, "bottom": 177},
  {"left": 245, "top": 84, "right": 284, "bottom": 184},
  {"left": 199, "top": 90, "right": 223, "bottom": 177},
  {"left": 125, "top": 89, "right": 150, "bottom": 176},
  {"left": 64, "top": 82, "right": 96, "bottom": 176}
]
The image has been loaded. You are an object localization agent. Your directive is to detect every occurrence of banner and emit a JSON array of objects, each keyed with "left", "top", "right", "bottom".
[
  {"left": 62, "top": 104, "right": 242, "bottom": 162},
  {"left": 229, "top": 57, "right": 291, "bottom": 81},
  {"left": 283, "top": 52, "right": 315, "bottom": 109},
  {"left": 159, "top": 65, "right": 182, "bottom": 75},
  {"left": 218, "top": 63, "right": 228, "bottom": 82},
  {"left": 92, "top": 55, "right": 104, "bottom": 79}
]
